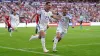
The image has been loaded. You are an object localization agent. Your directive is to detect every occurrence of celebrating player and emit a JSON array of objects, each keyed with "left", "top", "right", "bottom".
[
  {"left": 52, "top": 6, "right": 72, "bottom": 52},
  {"left": 10, "top": 9, "right": 19, "bottom": 31},
  {"left": 79, "top": 13, "right": 84, "bottom": 29},
  {"left": 2, "top": 11, "right": 12, "bottom": 36},
  {"left": 29, "top": 2, "right": 60, "bottom": 53},
  {"left": 32, "top": 14, "right": 49, "bottom": 36}
]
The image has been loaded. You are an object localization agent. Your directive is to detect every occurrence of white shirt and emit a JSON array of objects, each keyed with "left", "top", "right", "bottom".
[
  {"left": 58, "top": 13, "right": 72, "bottom": 29},
  {"left": 10, "top": 14, "right": 19, "bottom": 24},
  {"left": 37, "top": 9, "right": 53, "bottom": 26}
]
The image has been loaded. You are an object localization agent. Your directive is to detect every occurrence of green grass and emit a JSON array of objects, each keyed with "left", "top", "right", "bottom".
[{"left": 0, "top": 26, "right": 100, "bottom": 56}]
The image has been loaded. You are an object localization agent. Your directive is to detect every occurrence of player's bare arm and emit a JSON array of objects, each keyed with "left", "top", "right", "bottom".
[
  {"left": 31, "top": 13, "right": 39, "bottom": 21},
  {"left": 51, "top": 15, "right": 61, "bottom": 20}
]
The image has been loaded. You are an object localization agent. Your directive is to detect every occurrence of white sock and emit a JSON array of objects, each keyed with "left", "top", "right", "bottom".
[
  {"left": 53, "top": 37, "right": 58, "bottom": 50},
  {"left": 41, "top": 37, "right": 47, "bottom": 51},
  {"left": 10, "top": 28, "right": 13, "bottom": 37},
  {"left": 29, "top": 35, "right": 39, "bottom": 41},
  {"left": 31, "top": 35, "right": 39, "bottom": 39},
  {"left": 10, "top": 32, "right": 12, "bottom": 37}
]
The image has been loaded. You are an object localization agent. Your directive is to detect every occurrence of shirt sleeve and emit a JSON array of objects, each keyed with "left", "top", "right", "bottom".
[
  {"left": 49, "top": 12, "right": 53, "bottom": 17},
  {"left": 37, "top": 10, "right": 41, "bottom": 14}
]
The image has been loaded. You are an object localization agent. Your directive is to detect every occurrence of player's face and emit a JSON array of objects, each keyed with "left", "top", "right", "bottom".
[
  {"left": 13, "top": 10, "right": 16, "bottom": 15},
  {"left": 52, "top": 8, "right": 58, "bottom": 14},
  {"left": 45, "top": 3, "right": 52, "bottom": 10}
]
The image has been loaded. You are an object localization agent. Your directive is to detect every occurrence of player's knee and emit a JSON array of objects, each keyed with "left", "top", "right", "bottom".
[
  {"left": 35, "top": 28, "right": 38, "bottom": 34},
  {"left": 56, "top": 35, "right": 61, "bottom": 40},
  {"left": 56, "top": 35, "right": 62, "bottom": 42},
  {"left": 40, "top": 30, "right": 45, "bottom": 36},
  {"left": 58, "top": 38, "right": 62, "bottom": 42},
  {"left": 56, "top": 32, "right": 61, "bottom": 39},
  {"left": 8, "top": 27, "right": 11, "bottom": 32}
]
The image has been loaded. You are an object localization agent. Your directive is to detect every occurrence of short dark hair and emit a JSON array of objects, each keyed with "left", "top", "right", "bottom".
[{"left": 45, "top": 2, "right": 51, "bottom": 5}]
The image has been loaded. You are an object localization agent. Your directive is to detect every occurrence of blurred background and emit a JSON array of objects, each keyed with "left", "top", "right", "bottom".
[{"left": 0, "top": 0, "right": 100, "bottom": 23}]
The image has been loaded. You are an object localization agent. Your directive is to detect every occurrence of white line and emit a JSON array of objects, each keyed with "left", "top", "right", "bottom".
[
  {"left": 22, "top": 48, "right": 39, "bottom": 50},
  {"left": 0, "top": 43, "right": 99, "bottom": 56},
  {"left": 69, "top": 43, "right": 100, "bottom": 46},
  {"left": 22, "top": 43, "right": 100, "bottom": 50},
  {"left": 0, "top": 46, "right": 60, "bottom": 56},
  {"left": 58, "top": 43, "right": 100, "bottom": 48}
]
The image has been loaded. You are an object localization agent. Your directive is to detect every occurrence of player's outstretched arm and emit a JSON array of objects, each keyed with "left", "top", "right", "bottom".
[
  {"left": 51, "top": 15, "right": 61, "bottom": 20},
  {"left": 31, "top": 13, "right": 39, "bottom": 21}
]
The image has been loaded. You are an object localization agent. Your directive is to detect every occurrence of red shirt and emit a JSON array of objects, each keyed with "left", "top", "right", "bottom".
[
  {"left": 5, "top": 16, "right": 9, "bottom": 21},
  {"left": 7, "top": 20, "right": 11, "bottom": 27},
  {"left": 5, "top": 16, "right": 11, "bottom": 27},
  {"left": 36, "top": 14, "right": 39, "bottom": 24}
]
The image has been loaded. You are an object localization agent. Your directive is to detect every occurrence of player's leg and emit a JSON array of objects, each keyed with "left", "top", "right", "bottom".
[
  {"left": 30, "top": 25, "right": 49, "bottom": 52},
  {"left": 72, "top": 18, "right": 75, "bottom": 28},
  {"left": 8, "top": 26, "right": 11, "bottom": 32},
  {"left": 29, "top": 24, "right": 48, "bottom": 40},
  {"left": 53, "top": 32, "right": 61, "bottom": 52},
  {"left": 53, "top": 27, "right": 67, "bottom": 52},
  {"left": 53, "top": 32, "right": 66, "bottom": 52},
  {"left": 44, "top": 25, "right": 49, "bottom": 34},
  {"left": 39, "top": 29, "right": 49, "bottom": 52},
  {"left": 8, "top": 25, "right": 12, "bottom": 37},
  {"left": 58, "top": 32, "right": 66, "bottom": 42},
  {"left": 47, "top": 25, "right": 49, "bottom": 29},
  {"left": 80, "top": 20, "right": 83, "bottom": 29},
  {"left": 11, "top": 22, "right": 16, "bottom": 31},
  {"left": 35, "top": 25, "right": 38, "bottom": 34},
  {"left": 26, "top": 20, "right": 28, "bottom": 28},
  {"left": 36, "top": 25, "right": 49, "bottom": 52},
  {"left": 30, "top": 24, "right": 39, "bottom": 39},
  {"left": 29, "top": 34, "right": 39, "bottom": 41},
  {"left": 29, "top": 24, "right": 40, "bottom": 41},
  {"left": 53, "top": 27, "right": 62, "bottom": 52},
  {"left": 35, "top": 25, "right": 49, "bottom": 52},
  {"left": 15, "top": 23, "right": 18, "bottom": 31},
  {"left": 35, "top": 28, "right": 38, "bottom": 34}
]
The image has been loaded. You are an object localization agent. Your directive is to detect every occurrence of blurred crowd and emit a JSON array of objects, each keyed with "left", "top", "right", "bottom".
[{"left": 0, "top": 1, "right": 100, "bottom": 23}]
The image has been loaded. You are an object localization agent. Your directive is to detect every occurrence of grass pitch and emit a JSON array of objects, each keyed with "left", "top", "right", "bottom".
[{"left": 0, "top": 26, "right": 100, "bottom": 56}]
